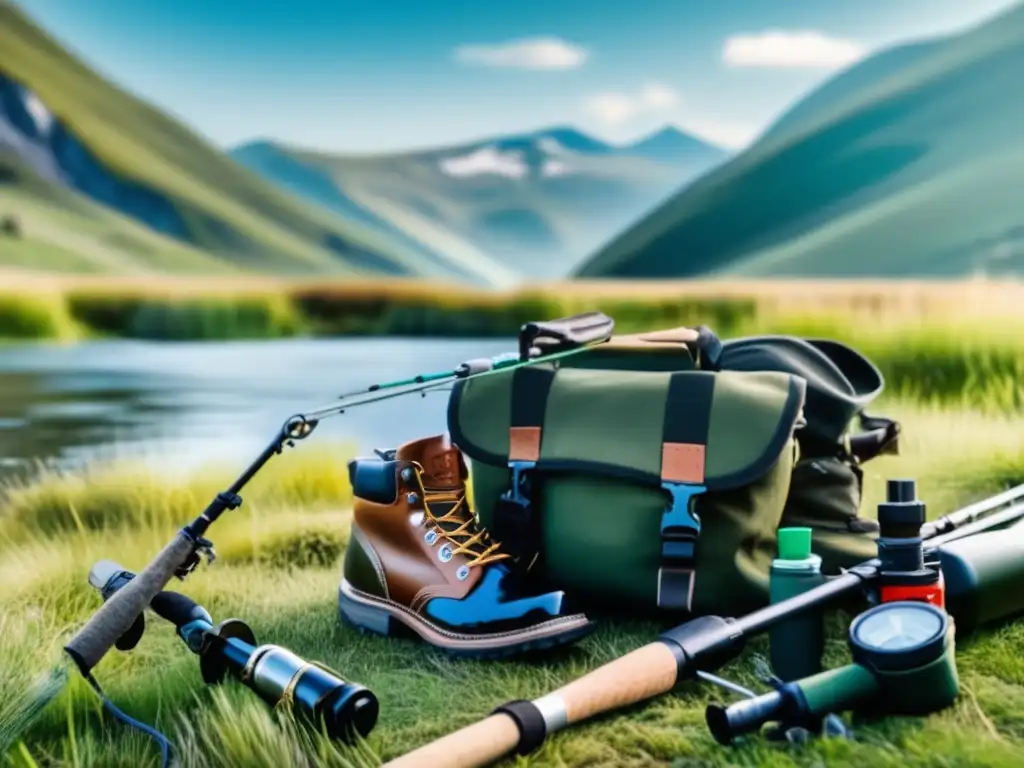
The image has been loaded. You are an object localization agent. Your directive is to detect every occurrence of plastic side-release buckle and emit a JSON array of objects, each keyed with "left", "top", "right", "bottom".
[{"left": 657, "top": 482, "right": 705, "bottom": 611}]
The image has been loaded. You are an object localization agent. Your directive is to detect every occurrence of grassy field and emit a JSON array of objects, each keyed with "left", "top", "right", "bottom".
[
  {"left": 4, "top": 276, "right": 1024, "bottom": 412},
  {"left": 4, "top": 382, "right": 1024, "bottom": 765}
]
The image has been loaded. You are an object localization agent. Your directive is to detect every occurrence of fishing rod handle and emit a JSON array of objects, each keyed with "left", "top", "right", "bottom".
[
  {"left": 382, "top": 715, "right": 520, "bottom": 768},
  {"left": 64, "top": 530, "right": 197, "bottom": 674},
  {"left": 382, "top": 642, "right": 679, "bottom": 768}
]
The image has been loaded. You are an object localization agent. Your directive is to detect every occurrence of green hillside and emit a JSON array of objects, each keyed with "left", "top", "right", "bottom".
[
  {"left": 0, "top": 150, "right": 244, "bottom": 274},
  {"left": 0, "top": 1, "right": 492, "bottom": 281},
  {"left": 576, "top": 2, "right": 1024, "bottom": 279},
  {"left": 232, "top": 126, "right": 727, "bottom": 280}
]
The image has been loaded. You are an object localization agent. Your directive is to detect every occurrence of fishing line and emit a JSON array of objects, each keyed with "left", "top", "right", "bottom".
[
  {"left": 84, "top": 671, "right": 173, "bottom": 768},
  {"left": 57, "top": 312, "right": 617, "bottom": 766}
]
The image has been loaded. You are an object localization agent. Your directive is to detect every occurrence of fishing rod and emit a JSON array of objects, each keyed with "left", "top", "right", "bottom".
[
  {"left": 86, "top": 560, "right": 379, "bottom": 763},
  {"left": 382, "top": 479, "right": 1024, "bottom": 768},
  {"left": 332, "top": 313, "right": 615, "bottom": 402},
  {"left": 58, "top": 313, "right": 614, "bottom": 733}
]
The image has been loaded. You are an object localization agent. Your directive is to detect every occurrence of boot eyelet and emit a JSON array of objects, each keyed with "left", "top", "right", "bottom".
[
  {"left": 406, "top": 492, "right": 419, "bottom": 505},
  {"left": 424, "top": 530, "right": 438, "bottom": 546},
  {"left": 401, "top": 468, "right": 414, "bottom": 482},
  {"left": 456, "top": 565, "right": 470, "bottom": 581},
  {"left": 438, "top": 544, "right": 453, "bottom": 563}
]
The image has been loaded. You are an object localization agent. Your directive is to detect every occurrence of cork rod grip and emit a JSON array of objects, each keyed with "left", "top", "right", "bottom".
[
  {"left": 63, "top": 531, "right": 197, "bottom": 673},
  {"left": 382, "top": 642, "right": 681, "bottom": 768},
  {"left": 382, "top": 715, "right": 520, "bottom": 768},
  {"left": 551, "top": 641, "right": 680, "bottom": 724}
]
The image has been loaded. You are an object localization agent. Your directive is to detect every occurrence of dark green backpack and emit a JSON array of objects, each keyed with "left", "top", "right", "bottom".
[{"left": 447, "top": 325, "right": 900, "bottom": 617}]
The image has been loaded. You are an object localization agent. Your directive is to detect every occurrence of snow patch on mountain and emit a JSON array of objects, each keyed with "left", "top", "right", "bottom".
[
  {"left": 22, "top": 89, "right": 53, "bottom": 136},
  {"left": 536, "top": 137, "right": 570, "bottom": 156},
  {"left": 0, "top": 80, "right": 66, "bottom": 183},
  {"left": 438, "top": 136, "right": 584, "bottom": 180},
  {"left": 439, "top": 146, "right": 528, "bottom": 179},
  {"left": 541, "top": 159, "right": 572, "bottom": 177}
]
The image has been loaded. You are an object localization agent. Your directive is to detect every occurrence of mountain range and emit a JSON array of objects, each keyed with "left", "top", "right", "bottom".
[
  {"left": 0, "top": 0, "right": 725, "bottom": 285},
  {"left": 4, "top": 0, "right": 1022, "bottom": 285},
  {"left": 577, "top": 1, "right": 1024, "bottom": 279},
  {"left": 230, "top": 126, "right": 726, "bottom": 280}
]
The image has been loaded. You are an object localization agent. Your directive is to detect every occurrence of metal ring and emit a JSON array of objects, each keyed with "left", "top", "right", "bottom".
[{"left": 241, "top": 644, "right": 279, "bottom": 684}]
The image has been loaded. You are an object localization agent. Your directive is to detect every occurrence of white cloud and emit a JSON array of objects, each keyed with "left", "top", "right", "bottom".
[
  {"left": 453, "top": 37, "right": 588, "bottom": 70},
  {"left": 584, "top": 82, "right": 681, "bottom": 126},
  {"left": 722, "top": 30, "right": 866, "bottom": 69}
]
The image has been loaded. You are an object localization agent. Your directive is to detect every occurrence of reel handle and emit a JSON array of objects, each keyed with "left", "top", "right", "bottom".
[
  {"left": 65, "top": 530, "right": 197, "bottom": 674},
  {"left": 150, "top": 591, "right": 213, "bottom": 630},
  {"left": 518, "top": 312, "right": 614, "bottom": 361}
]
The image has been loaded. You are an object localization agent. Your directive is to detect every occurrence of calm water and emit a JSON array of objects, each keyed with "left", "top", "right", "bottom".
[{"left": 0, "top": 337, "right": 512, "bottom": 484}]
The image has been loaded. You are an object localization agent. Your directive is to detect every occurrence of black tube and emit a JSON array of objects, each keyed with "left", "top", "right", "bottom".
[
  {"left": 734, "top": 569, "right": 868, "bottom": 635},
  {"left": 706, "top": 691, "right": 786, "bottom": 745}
]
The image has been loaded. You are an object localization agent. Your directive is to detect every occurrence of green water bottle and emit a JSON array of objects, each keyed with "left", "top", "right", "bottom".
[{"left": 769, "top": 527, "right": 826, "bottom": 682}]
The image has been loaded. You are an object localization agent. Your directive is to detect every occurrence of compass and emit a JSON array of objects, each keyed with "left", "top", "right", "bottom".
[{"left": 849, "top": 600, "right": 949, "bottom": 672}]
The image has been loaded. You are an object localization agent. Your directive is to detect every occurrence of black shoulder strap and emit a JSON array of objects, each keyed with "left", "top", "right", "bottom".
[{"left": 656, "top": 372, "right": 714, "bottom": 613}]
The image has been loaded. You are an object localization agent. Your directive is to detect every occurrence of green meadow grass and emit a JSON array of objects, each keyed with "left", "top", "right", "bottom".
[
  {"left": 3, "top": 280, "right": 1024, "bottom": 412},
  {"left": 4, "top": 399, "right": 1024, "bottom": 767}
]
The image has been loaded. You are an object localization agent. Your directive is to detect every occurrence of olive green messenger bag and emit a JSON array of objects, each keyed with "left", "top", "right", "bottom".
[{"left": 446, "top": 325, "right": 900, "bottom": 617}]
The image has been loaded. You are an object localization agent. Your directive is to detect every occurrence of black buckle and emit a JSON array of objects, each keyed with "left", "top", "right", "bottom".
[
  {"left": 657, "top": 482, "right": 705, "bottom": 611},
  {"left": 493, "top": 461, "right": 537, "bottom": 565}
]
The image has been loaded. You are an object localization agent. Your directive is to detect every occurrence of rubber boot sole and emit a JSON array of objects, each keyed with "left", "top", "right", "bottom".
[{"left": 338, "top": 579, "right": 596, "bottom": 660}]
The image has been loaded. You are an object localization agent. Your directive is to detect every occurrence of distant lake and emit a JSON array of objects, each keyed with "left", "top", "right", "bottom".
[{"left": 0, "top": 337, "right": 512, "bottom": 484}]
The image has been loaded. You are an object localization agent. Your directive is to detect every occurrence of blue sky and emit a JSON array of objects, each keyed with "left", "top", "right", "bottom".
[{"left": 17, "top": 0, "right": 1020, "bottom": 153}]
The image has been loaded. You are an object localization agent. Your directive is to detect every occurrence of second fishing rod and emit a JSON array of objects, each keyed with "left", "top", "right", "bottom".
[{"left": 384, "top": 477, "right": 1024, "bottom": 768}]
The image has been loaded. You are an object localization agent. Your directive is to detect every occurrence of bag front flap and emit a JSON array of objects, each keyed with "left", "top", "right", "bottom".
[
  {"left": 448, "top": 364, "right": 806, "bottom": 492},
  {"left": 719, "top": 335, "right": 883, "bottom": 447}
]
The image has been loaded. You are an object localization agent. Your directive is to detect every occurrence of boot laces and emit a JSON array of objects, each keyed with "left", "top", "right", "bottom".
[{"left": 410, "top": 462, "right": 510, "bottom": 568}]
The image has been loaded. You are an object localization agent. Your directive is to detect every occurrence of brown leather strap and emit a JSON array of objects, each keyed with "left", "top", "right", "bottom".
[
  {"left": 507, "top": 367, "right": 554, "bottom": 461},
  {"left": 509, "top": 427, "right": 542, "bottom": 462},
  {"left": 661, "top": 443, "right": 706, "bottom": 484}
]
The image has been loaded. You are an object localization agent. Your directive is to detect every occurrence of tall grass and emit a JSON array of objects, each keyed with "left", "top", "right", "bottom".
[
  {"left": 0, "top": 292, "right": 77, "bottom": 341},
  {"left": 3, "top": 278, "right": 1024, "bottom": 411}
]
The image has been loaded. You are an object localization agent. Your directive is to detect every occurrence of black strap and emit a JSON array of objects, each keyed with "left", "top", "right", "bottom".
[
  {"left": 509, "top": 365, "right": 554, "bottom": 457},
  {"left": 492, "top": 699, "right": 547, "bottom": 755},
  {"left": 493, "top": 366, "right": 555, "bottom": 568},
  {"left": 657, "top": 372, "right": 714, "bottom": 611}
]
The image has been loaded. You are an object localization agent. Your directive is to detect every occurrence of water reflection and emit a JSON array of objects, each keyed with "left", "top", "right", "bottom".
[{"left": 0, "top": 337, "right": 511, "bottom": 484}]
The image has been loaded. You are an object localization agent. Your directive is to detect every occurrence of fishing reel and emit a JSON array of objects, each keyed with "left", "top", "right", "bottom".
[
  {"left": 88, "top": 560, "right": 379, "bottom": 743},
  {"left": 704, "top": 600, "right": 959, "bottom": 745}
]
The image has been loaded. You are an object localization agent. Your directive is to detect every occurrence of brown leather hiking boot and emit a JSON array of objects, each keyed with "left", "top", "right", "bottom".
[{"left": 339, "top": 434, "right": 595, "bottom": 658}]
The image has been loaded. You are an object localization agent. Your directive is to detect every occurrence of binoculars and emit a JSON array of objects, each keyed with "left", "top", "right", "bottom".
[{"left": 88, "top": 560, "right": 379, "bottom": 743}]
